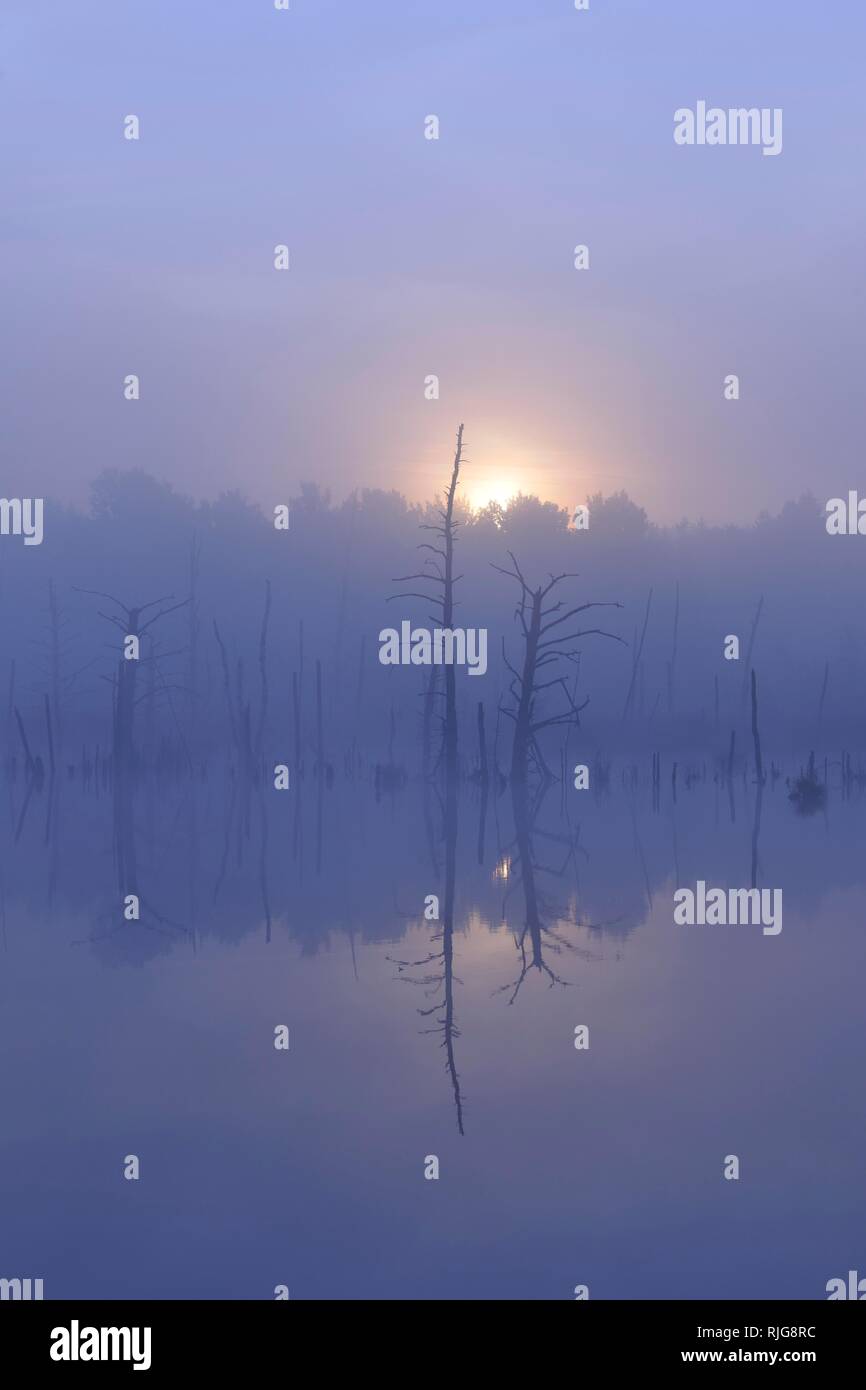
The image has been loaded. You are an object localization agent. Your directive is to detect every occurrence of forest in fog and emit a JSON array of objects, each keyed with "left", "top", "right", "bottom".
[{"left": 0, "top": 466, "right": 860, "bottom": 780}]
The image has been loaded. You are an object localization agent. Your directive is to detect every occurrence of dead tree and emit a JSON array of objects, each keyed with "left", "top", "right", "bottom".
[
  {"left": 740, "top": 595, "right": 764, "bottom": 715},
  {"left": 751, "top": 667, "right": 765, "bottom": 785},
  {"left": 254, "top": 579, "right": 272, "bottom": 764},
  {"left": 390, "top": 423, "right": 465, "bottom": 778},
  {"left": 35, "top": 580, "right": 97, "bottom": 771},
  {"left": 185, "top": 538, "right": 201, "bottom": 756},
  {"left": 75, "top": 589, "right": 189, "bottom": 776},
  {"left": 622, "top": 587, "right": 652, "bottom": 722},
  {"left": 284, "top": 619, "right": 307, "bottom": 780},
  {"left": 494, "top": 552, "right": 623, "bottom": 786},
  {"left": 72, "top": 589, "right": 191, "bottom": 946},
  {"left": 213, "top": 585, "right": 271, "bottom": 779},
  {"left": 213, "top": 619, "right": 238, "bottom": 755},
  {"left": 384, "top": 426, "right": 467, "bottom": 1131},
  {"left": 15, "top": 706, "right": 37, "bottom": 779},
  {"left": 495, "top": 777, "right": 601, "bottom": 1003},
  {"left": 387, "top": 724, "right": 465, "bottom": 1135},
  {"left": 666, "top": 580, "right": 679, "bottom": 716}
]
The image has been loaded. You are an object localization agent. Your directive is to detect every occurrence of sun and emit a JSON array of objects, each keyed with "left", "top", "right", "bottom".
[{"left": 468, "top": 478, "right": 519, "bottom": 511}]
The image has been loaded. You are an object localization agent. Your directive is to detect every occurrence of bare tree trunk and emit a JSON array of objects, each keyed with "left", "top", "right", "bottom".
[
  {"left": 316, "top": 658, "right": 324, "bottom": 777},
  {"left": 292, "top": 671, "right": 302, "bottom": 776},
  {"left": 622, "top": 588, "right": 652, "bottom": 722},
  {"left": 422, "top": 665, "right": 438, "bottom": 779},
  {"left": 213, "top": 620, "right": 238, "bottom": 754},
  {"left": 667, "top": 580, "right": 679, "bottom": 716},
  {"left": 740, "top": 596, "right": 764, "bottom": 714},
  {"left": 441, "top": 426, "right": 464, "bottom": 781},
  {"left": 511, "top": 587, "right": 543, "bottom": 787},
  {"left": 186, "top": 538, "right": 201, "bottom": 755},
  {"left": 353, "top": 634, "right": 366, "bottom": 759},
  {"left": 390, "top": 424, "right": 466, "bottom": 784},
  {"left": 235, "top": 658, "right": 245, "bottom": 764},
  {"left": 74, "top": 588, "right": 189, "bottom": 781},
  {"left": 115, "top": 622, "right": 139, "bottom": 778},
  {"left": 255, "top": 579, "right": 272, "bottom": 762},
  {"left": 751, "top": 668, "right": 764, "bottom": 785},
  {"left": 15, "top": 706, "right": 35, "bottom": 776},
  {"left": 143, "top": 638, "right": 156, "bottom": 765},
  {"left": 476, "top": 701, "right": 489, "bottom": 784},
  {"left": 497, "top": 554, "right": 622, "bottom": 788},
  {"left": 441, "top": 739, "right": 463, "bottom": 1132},
  {"left": 48, "top": 578, "right": 63, "bottom": 759},
  {"left": 43, "top": 693, "right": 55, "bottom": 778}
]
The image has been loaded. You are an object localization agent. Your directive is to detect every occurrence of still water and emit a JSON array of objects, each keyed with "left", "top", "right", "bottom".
[{"left": 1, "top": 764, "right": 863, "bottom": 1299}]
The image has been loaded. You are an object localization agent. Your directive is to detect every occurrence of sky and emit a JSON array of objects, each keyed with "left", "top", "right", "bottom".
[{"left": 2, "top": 0, "right": 864, "bottom": 523}]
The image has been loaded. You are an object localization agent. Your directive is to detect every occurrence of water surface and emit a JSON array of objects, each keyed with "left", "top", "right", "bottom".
[{"left": 1, "top": 764, "right": 863, "bottom": 1299}]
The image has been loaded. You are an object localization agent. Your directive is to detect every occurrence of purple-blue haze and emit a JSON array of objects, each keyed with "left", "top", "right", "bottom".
[{"left": 1, "top": 2, "right": 865, "bottom": 1302}]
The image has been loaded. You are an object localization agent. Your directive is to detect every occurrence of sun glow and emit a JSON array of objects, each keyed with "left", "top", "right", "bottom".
[{"left": 468, "top": 478, "right": 520, "bottom": 512}]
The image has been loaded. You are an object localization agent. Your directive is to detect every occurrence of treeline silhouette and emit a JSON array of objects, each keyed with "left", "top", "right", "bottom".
[{"left": 0, "top": 461, "right": 859, "bottom": 785}]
